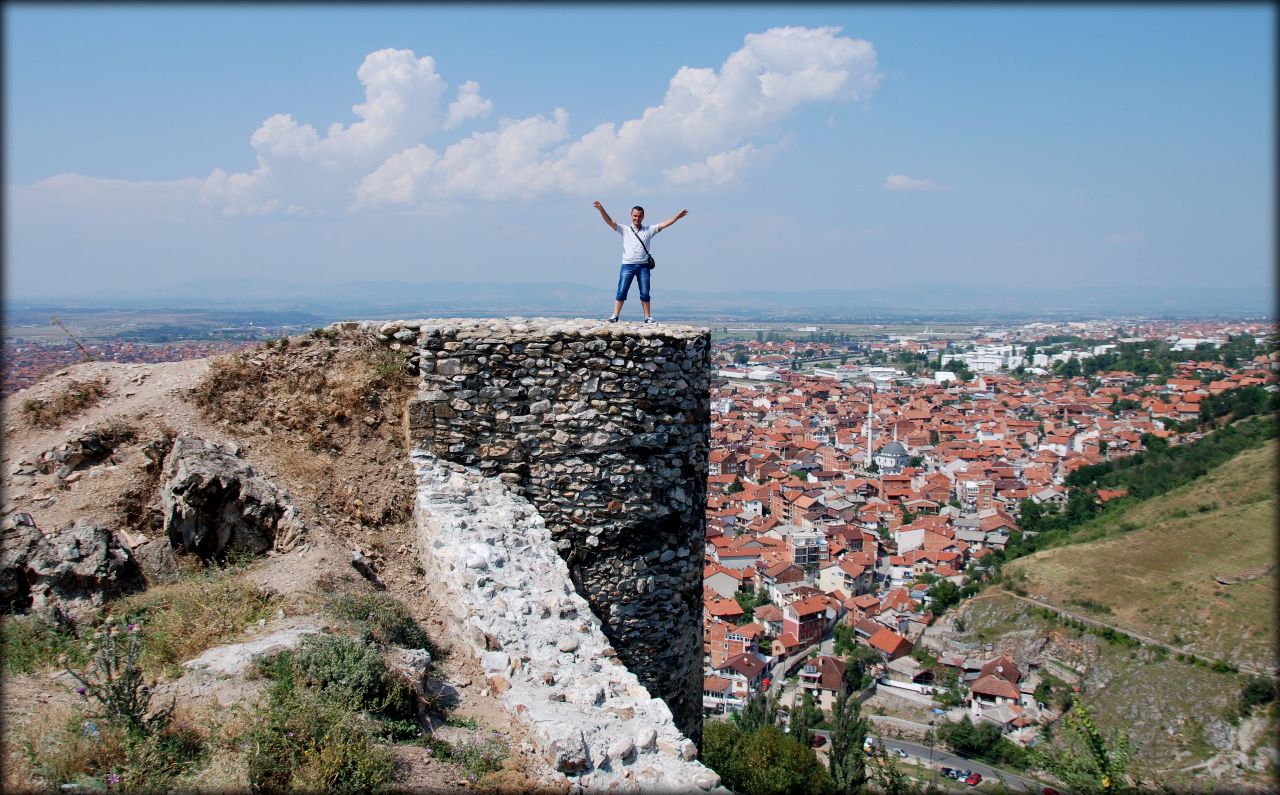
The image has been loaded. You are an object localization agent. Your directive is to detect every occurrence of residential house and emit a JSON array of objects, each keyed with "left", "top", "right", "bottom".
[
  {"left": 704, "top": 563, "right": 743, "bottom": 599},
  {"left": 798, "top": 655, "right": 848, "bottom": 712},
  {"left": 703, "top": 675, "right": 741, "bottom": 715},
  {"left": 969, "top": 674, "right": 1021, "bottom": 717},
  {"left": 867, "top": 627, "right": 913, "bottom": 661},
  {"left": 782, "top": 594, "right": 833, "bottom": 647},
  {"left": 754, "top": 604, "right": 784, "bottom": 638},
  {"left": 704, "top": 593, "right": 746, "bottom": 624},
  {"left": 757, "top": 560, "right": 807, "bottom": 604},
  {"left": 716, "top": 653, "right": 770, "bottom": 702},
  {"left": 705, "top": 617, "right": 767, "bottom": 669}
]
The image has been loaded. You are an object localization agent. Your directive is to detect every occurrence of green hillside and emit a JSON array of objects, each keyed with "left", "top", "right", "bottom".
[{"left": 1005, "top": 439, "right": 1276, "bottom": 672}]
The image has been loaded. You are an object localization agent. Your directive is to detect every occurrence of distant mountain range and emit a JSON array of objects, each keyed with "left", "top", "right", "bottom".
[{"left": 7, "top": 278, "right": 1272, "bottom": 322}]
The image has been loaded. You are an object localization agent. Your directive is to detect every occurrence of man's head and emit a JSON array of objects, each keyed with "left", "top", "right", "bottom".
[{"left": 631, "top": 206, "right": 644, "bottom": 227}]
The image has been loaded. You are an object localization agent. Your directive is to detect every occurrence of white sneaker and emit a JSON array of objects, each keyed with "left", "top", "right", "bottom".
[
  {"left": 644, "top": 317, "right": 656, "bottom": 324},
  {"left": 606, "top": 315, "right": 618, "bottom": 323}
]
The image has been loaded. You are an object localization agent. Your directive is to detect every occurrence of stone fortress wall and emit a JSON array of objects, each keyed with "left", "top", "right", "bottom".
[{"left": 353, "top": 318, "right": 714, "bottom": 789}]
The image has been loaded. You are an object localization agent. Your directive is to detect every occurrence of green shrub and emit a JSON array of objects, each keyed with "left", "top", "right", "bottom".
[
  {"left": 246, "top": 635, "right": 412, "bottom": 792},
  {"left": 428, "top": 736, "right": 508, "bottom": 780},
  {"left": 1240, "top": 676, "right": 1277, "bottom": 715},
  {"left": 325, "top": 591, "right": 436, "bottom": 654},
  {"left": 1067, "top": 597, "right": 1114, "bottom": 615},
  {"left": 246, "top": 684, "right": 395, "bottom": 794},
  {"left": 1, "top": 612, "right": 90, "bottom": 675},
  {"left": 291, "top": 634, "right": 414, "bottom": 716}
]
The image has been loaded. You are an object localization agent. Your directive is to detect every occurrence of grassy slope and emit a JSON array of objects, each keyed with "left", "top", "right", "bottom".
[
  {"left": 1005, "top": 439, "right": 1276, "bottom": 671},
  {"left": 957, "top": 592, "right": 1272, "bottom": 785}
]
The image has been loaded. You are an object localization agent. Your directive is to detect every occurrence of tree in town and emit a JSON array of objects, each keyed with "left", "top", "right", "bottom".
[
  {"left": 707, "top": 699, "right": 834, "bottom": 795},
  {"left": 827, "top": 691, "right": 869, "bottom": 795},
  {"left": 866, "top": 748, "right": 920, "bottom": 795},
  {"left": 933, "top": 667, "right": 965, "bottom": 708},
  {"left": 927, "top": 578, "right": 961, "bottom": 615},
  {"left": 1019, "top": 499, "right": 1044, "bottom": 532},
  {"left": 789, "top": 691, "right": 817, "bottom": 749},
  {"left": 841, "top": 644, "right": 883, "bottom": 691},
  {"left": 728, "top": 724, "right": 834, "bottom": 795},
  {"left": 736, "top": 686, "right": 783, "bottom": 734},
  {"left": 833, "top": 623, "right": 856, "bottom": 656}
]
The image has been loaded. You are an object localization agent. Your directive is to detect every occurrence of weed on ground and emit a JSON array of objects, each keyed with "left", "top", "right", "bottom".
[
  {"left": 20, "top": 376, "right": 109, "bottom": 428},
  {"left": 324, "top": 589, "right": 437, "bottom": 655}
]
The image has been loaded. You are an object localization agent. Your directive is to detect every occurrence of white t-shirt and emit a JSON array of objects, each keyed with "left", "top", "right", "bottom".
[{"left": 616, "top": 223, "right": 661, "bottom": 264}]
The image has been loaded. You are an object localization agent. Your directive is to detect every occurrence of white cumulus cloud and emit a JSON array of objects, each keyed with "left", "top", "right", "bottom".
[
  {"left": 445, "top": 81, "right": 493, "bottom": 129},
  {"left": 353, "top": 26, "right": 881, "bottom": 208},
  {"left": 201, "top": 48, "right": 458, "bottom": 215},
  {"left": 883, "top": 174, "right": 948, "bottom": 192},
  {"left": 41, "top": 27, "right": 881, "bottom": 217}
]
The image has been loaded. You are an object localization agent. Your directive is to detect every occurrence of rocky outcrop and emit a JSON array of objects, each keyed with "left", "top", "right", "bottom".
[
  {"left": 35, "top": 424, "right": 135, "bottom": 488},
  {"left": 375, "top": 317, "right": 710, "bottom": 746},
  {"left": 159, "top": 434, "right": 306, "bottom": 559},
  {"left": 0, "top": 513, "right": 44, "bottom": 612},
  {"left": 0, "top": 513, "right": 143, "bottom": 620}
]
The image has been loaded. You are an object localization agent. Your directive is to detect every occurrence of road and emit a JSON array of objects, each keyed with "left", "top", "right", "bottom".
[{"left": 811, "top": 731, "right": 1045, "bottom": 793}]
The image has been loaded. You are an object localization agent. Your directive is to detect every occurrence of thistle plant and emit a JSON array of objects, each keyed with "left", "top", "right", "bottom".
[{"left": 64, "top": 619, "right": 174, "bottom": 738}]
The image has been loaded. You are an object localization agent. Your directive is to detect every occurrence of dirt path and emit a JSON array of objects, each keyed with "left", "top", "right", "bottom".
[{"left": 992, "top": 588, "right": 1272, "bottom": 678}]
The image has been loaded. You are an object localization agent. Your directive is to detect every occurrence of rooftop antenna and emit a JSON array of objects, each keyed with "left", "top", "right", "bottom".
[{"left": 50, "top": 316, "right": 94, "bottom": 363}]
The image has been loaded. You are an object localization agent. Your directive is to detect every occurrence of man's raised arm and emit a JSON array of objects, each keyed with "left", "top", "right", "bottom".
[
  {"left": 593, "top": 201, "right": 619, "bottom": 231},
  {"left": 655, "top": 208, "right": 689, "bottom": 231}
]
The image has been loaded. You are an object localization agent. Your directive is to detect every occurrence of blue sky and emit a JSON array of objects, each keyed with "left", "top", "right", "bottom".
[{"left": 4, "top": 4, "right": 1274, "bottom": 309}]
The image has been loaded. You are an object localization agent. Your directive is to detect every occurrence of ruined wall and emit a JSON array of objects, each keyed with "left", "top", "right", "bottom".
[
  {"left": 410, "top": 455, "right": 724, "bottom": 791},
  {"left": 383, "top": 318, "right": 709, "bottom": 744}
]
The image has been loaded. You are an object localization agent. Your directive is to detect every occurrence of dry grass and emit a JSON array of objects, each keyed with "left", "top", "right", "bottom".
[
  {"left": 8, "top": 691, "right": 216, "bottom": 791},
  {"left": 1006, "top": 440, "right": 1276, "bottom": 669},
  {"left": 186, "top": 329, "right": 418, "bottom": 531},
  {"left": 20, "top": 376, "right": 109, "bottom": 428},
  {"left": 177, "top": 702, "right": 256, "bottom": 792},
  {"left": 105, "top": 564, "right": 282, "bottom": 679},
  {"left": 189, "top": 329, "right": 414, "bottom": 454}
]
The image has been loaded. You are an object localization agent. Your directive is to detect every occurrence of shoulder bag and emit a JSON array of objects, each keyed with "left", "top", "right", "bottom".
[{"left": 630, "top": 225, "right": 656, "bottom": 270}]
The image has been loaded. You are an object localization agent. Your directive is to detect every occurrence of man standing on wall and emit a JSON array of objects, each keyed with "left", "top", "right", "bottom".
[{"left": 592, "top": 201, "right": 688, "bottom": 323}]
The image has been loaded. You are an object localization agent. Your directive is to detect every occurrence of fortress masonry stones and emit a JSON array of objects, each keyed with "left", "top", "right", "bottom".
[{"left": 364, "top": 318, "right": 711, "bottom": 751}]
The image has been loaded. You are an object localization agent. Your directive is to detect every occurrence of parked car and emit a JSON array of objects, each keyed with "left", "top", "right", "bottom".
[
  {"left": 965, "top": 772, "right": 983, "bottom": 786},
  {"left": 892, "top": 748, "right": 908, "bottom": 759},
  {"left": 939, "top": 767, "right": 957, "bottom": 779}
]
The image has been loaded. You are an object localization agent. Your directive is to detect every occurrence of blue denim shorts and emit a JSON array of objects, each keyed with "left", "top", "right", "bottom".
[{"left": 615, "top": 262, "right": 651, "bottom": 302}]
